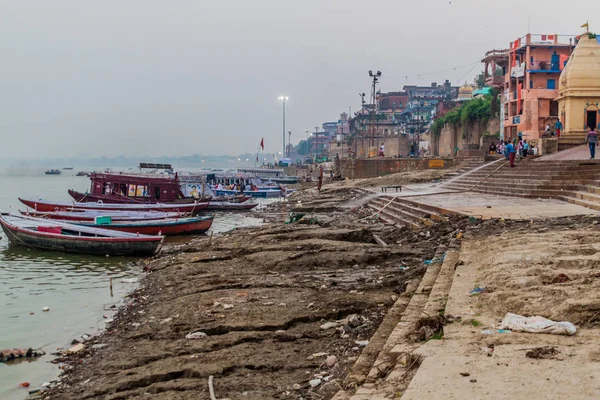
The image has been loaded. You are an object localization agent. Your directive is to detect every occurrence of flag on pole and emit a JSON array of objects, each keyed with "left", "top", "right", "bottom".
[
  {"left": 581, "top": 21, "right": 589, "bottom": 31},
  {"left": 260, "top": 138, "right": 264, "bottom": 150}
]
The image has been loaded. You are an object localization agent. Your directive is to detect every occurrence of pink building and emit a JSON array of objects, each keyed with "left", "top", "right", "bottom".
[{"left": 502, "top": 34, "right": 576, "bottom": 141}]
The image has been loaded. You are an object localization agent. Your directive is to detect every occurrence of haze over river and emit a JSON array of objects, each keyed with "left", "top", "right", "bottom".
[{"left": 0, "top": 168, "right": 264, "bottom": 399}]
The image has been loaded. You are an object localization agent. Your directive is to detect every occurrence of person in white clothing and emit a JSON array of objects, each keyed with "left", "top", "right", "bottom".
[{"left": 379, "top": 143, "right": 385, "bottom": 157}]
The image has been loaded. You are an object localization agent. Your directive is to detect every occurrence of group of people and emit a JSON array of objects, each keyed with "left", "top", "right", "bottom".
[{"left": 489, "top": 138, "right": 537, "bottom": 167}]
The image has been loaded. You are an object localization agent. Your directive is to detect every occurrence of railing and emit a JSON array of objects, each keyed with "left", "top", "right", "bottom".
[{"left": 529, "top": 60, "right": 563, "bottom": 72}]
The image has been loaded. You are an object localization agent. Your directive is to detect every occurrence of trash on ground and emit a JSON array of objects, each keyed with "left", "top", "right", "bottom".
[
  {"left": 1, "top": 348, "right": 45, "bottom": 363},
  {"left": 66, "top": 343, "right": 85, "bottom": 354},
  {"left": 186, "top": 331, "right": 208, "bottom": 339},
  {"left": 470, "top": 287, "right": 487, "bottom": 295},
  {"left": 355, "top": 340, "right": 369, "bottom": 347},
  {"left": 551, "top": 273, "right": 570, "bottom": 284},
  {"left": 525, "top": 346, "right": 560, "bottom": 359},
  {"left": 498, "top": 313, "right": 577, "bottom": 336},
  {"left": 309, "top": 378, "right": 322, "bottom": 387}
]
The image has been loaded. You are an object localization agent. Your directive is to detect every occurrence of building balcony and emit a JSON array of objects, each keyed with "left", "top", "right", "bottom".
[
  {"left": 485, "top": 75, "right": 505, "bottom": 87},
  {"left": 528, "top": 60, "right": 564, "bottom": 73}
]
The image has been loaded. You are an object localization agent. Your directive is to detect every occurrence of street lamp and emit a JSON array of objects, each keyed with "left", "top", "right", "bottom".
[
  {"left": 278, "top": 96, "right": 288, "bottom": 159},
  {"left": 368, "top": 71, "right": 382, "bottom": 154},
  {"left": 287, "top": 131, "right": 292, "bottom": 158}
]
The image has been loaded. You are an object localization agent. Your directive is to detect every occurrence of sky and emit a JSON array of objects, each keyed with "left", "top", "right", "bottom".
[{"left": 0, "top": 0, "right": 593, "bottom": 159}]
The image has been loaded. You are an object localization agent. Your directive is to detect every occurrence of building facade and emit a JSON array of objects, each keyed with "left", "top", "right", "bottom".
[{"left": 502, "top": 33, "right": 576, "bottom": 141}]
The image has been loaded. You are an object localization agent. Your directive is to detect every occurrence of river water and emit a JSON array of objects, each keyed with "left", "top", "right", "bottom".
[{"left": 0, "top": 169, "right": 265, "bottom": 399}]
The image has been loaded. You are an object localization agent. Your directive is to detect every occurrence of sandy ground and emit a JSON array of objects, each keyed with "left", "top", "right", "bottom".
[{"left": 403, "top": 216, "right": 600, "bottom": 399}]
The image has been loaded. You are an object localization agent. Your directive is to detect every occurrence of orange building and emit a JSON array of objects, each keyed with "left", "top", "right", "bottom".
[{"left": 502, "top": 34, "right": 576, "bottom": 141}]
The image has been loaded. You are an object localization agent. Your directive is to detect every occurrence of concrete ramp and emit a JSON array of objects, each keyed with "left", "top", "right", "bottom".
[{"left": 537, "top": 144, "right": 592, "bottom": 161}]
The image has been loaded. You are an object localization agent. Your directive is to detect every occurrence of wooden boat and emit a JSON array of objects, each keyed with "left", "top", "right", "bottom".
[
  {"left": 20, "top": 209, "right": 183, "bottom": 222},
  {"left": 45, "top": 169, "right": 61, "bottom": 175},
  {"left": 67, "top": 216, "right": 213, "bottom": 236},
  {"left": 206, "top": 201, "right": 258, "bottom": 211},
  {"left": 0, "top": 214, "right": 163, "bottom": 256},
  {"left": 69, "top": 172, "right": 189, "bottom": 204},
  {"left": 212, "top": 188, "right": 293, "bottom": 198},
  {"left": 19, "top": 197, "right": 209, "bottom": 214}
]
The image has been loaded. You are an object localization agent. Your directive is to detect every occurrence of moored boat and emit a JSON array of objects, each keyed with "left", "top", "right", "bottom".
[
  {"left": 20, "top": 209, "right": 183, "bottom": 222},
  {"left": 212, "top": 188, "right": 293, "bottom": 198},
  {"left": 19, "top": 197, "right": 209, "bottom": 214},
  {"left": 66, "top": 215, "right": 214, "bottom": 236},
  {"left": 45, "top": 169, "right": 61, "bottom": 175},
  {"left": 206, "top": 201, "right": 259, "bottom": 211},
  {"left": 0, "top": 214, "right": 163, "bottom": 256}
]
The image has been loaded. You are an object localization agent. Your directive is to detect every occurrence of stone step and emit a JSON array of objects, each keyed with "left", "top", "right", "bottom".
[
  {"left": 561, "top": 191, "right": 600, "bottom": 205},
  {"left": 366, "top": 203, "right": 420, "bottom": 229},
  {"left": 385, "top": 196, "right": 454, "bottom": 217},
  {"left": 369, "top": 198, "right": 428, "bottom": 225},
  {"left": 559, "top": 196, "right": 600, "bottom": 211},
  {"left": 343, "top": 247, "right": 449, "bottom": 400}
]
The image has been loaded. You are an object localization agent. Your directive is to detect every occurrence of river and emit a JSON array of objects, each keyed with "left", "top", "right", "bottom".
[{"left": 0, "top": 169, "right": 265, "bottom": 399}]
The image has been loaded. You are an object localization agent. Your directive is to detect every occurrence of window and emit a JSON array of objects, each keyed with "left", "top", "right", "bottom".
[
  {"left": 547, "top": 79, "right": 556, "bottom": 89},
  {"left": 530, "top": 80, "right": 533, "bottom": 89}
]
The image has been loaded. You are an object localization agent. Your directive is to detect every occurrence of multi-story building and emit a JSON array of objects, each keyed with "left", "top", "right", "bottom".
[{"left": 501, "top": 33, "right": 576, "bottom": 141}]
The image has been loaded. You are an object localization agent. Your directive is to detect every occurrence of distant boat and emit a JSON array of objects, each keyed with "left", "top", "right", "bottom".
[
  {"left": 63, "top": 167, "right": 74, "bottom": 170},
  {"left": 0, "top": 214, "right": 163, "bottom": 256},
  {"left": 45, "top": 169, "right": 61, "bottom": 175}
]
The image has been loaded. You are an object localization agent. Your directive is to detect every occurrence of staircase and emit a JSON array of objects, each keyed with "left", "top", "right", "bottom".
[
  {"left": 441, "top": 157, "right": 485, "bottom": 182},
  {"left": 366, "top": 196, "right": 452, "bottom": 229},
  {"left": 442, "top": 159, "right": 600, "bottom": 211}
]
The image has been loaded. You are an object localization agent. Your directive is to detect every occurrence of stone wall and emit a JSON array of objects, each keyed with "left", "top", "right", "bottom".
[
  {"left": 353, "top": 135, "right": 411, "bottom": 158},
  {"left": 434, "top": 117, "right": 501, "bottom": 157},
  {"left": 340, "top": 158, "right": 459, "bottom": 180}
]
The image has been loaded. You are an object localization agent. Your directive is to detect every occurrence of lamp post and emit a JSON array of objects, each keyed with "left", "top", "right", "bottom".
[
  {"left": 278, "top": 96, "right": 288, "bottom": 159},
  {"left": 368, "top": 71, "right": 382, "bottom": 156},
  {"left": 287, "top": 131, "right": 292, "bottom": 158}
]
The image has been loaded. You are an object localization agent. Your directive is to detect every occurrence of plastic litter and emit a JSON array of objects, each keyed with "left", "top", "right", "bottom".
[
  {"left": 498, "top": 313, "right": 577, "bottom": 336},
  {"left": 470, "top": 287, "right": 487, "bottom": 295},
  {"left": 186, "top": 331, "right": 208, "bottom": 339},
  {"left": 309, "top": 378, "right": 322, "bottom": 387}
]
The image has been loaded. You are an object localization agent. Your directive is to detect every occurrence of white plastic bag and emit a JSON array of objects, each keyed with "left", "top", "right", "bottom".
[{"left": 498, "top": 313, "right": 576, "bottom": 336}]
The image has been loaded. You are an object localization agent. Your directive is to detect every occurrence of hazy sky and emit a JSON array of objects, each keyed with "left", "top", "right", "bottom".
[{"left": 0, "top": 1, "right": 593, "bottom": 159}]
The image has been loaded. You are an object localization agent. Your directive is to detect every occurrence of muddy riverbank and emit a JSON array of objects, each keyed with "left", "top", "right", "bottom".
[{"left": 39, "top": 184, "right": 467, "bottom": 400}]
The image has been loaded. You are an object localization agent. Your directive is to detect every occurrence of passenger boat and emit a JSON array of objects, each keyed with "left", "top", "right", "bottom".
[
  {"left": 0, "top": 214, "right": 163, "bottom": 256},
  {"left": 45, "top": 169, "right": 61, "bottom": 175},
  {"left": 19, "top": 197, "right": 208, "bottom": 214},
  {"left": 20, "top": 209, "right": 182, "bottom": 222},
  {"left": 67, "top": 215, "right": 213, "bottom": 236}
]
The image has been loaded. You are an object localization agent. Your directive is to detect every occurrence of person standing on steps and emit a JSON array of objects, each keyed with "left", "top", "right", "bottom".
[
  {"left": 555, "top": 119, "right": 563, "bottom": 137},
  {"left": 506, "top": 140, "right": 516, "bottom": 167},
  {"left": 585, "top": 127, "right": 599, "bottom": 159}
]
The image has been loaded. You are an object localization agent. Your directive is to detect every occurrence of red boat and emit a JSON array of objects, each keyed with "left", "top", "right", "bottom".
[
  {"left": 67, "top": 216, "right": 214, "bottom": 236},
  {"left": 19, "top": 197, "right": 208, "bottom": 214},
  {"left": 20, "top": 209, "right": 183, "bottom": 222}
]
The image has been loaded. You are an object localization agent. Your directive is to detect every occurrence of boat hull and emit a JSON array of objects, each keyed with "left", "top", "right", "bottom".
[
  {"left": 0, "top": 217, "right": 163, "bottom": 257},
  {"left": 20, "top": 198, "right": 208, "bottom": 215},
  {"left": 72, "top": 217, "right": 213, "bottom": 236},
  {"left": 20, "top": 210, "right": 181, "bottom": 222},
  {"left": 212, "top": 189, "right": 283, "bottom": 198}
]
